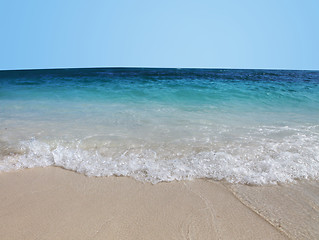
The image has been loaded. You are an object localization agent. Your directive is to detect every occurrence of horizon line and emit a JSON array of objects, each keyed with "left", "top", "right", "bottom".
[{"left": 0, "top": 66, "right": 318, "bottom": 72}]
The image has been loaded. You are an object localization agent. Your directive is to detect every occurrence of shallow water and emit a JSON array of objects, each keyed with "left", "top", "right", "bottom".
[{"left": 1, "top": 68, "right": 319, "bottom": 184}]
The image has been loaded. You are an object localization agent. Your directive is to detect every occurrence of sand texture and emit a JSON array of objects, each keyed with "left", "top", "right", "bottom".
[
  {"left": 0, "top": 167, "right": 294, "bottom": 239},
  {"left": 229, "top": 180, "right": 319, "bottom": 240}
]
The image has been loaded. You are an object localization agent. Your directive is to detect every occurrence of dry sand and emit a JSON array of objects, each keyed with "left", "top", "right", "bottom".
[{"left": 0, "top": 167, "right": 316, "bottom": 240}]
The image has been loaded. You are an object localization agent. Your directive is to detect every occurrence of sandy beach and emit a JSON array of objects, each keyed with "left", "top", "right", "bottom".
[
  {"left": 1, "top": 167, "right": 318, "bottom": 239},
  {"left": 1, "top": 0, "right": 319, "bottom": 238}
]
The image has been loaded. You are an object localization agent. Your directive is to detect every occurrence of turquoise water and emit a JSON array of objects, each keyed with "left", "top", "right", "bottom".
[{"left": 1, "top": 68, "right": 319, "bottom": 184}]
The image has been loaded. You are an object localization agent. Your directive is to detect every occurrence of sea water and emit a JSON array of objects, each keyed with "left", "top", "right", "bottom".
[{"left": 0, "top": 68, "right": 318, "bottom": 184}]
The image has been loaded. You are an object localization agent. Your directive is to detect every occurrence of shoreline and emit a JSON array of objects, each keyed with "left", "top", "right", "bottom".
[{"left": 0, "top": 167, "right": 318, "bottom": 239}]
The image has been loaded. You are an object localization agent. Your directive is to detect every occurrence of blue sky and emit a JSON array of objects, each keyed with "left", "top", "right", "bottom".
[{"left": 0, "top": 0, "right": 318, "bottom": 70}]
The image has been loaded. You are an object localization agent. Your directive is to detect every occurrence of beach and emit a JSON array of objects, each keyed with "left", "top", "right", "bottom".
[
  {"left": 1, "top": 167, "right": 318, "bottom": 239},
  {"left": 1, "top": 0, "right": 319, "bottom": 237},
  {"left": 1, "top": 68, "right": 319, "bottom": 239},
  {"left": 0, "top": 167, "right": 284, "bottom": 240}
]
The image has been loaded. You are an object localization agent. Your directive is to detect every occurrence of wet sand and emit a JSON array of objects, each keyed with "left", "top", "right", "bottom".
[
  {"left": 0, "top": 167, "right": 317, "bottom": 239},
  {"left": 228, "top": 180, "right": 319, "bottom": 239}
]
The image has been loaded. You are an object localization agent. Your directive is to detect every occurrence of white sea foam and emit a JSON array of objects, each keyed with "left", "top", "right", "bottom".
[
  {"left": 2, "top": 68, "right": 319, "bottom": 185},
  {"left": 1, "top": 127, "right": 319, "bottom": 185}
]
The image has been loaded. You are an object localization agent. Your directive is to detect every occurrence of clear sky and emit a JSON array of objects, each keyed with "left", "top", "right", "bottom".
[{"left": 0, "top": 0, "right": 318, "bottom": 70}]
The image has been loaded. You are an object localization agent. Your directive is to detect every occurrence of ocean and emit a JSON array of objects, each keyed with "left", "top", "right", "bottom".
[{"left": 0, "top": 68, "right": 318, "bottom": 184}]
